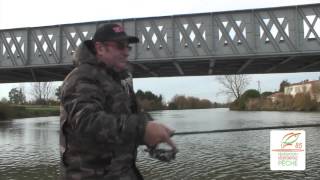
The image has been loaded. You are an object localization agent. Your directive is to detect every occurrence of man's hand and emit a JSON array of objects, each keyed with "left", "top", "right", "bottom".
[{"left": 144, "top": 121, "right": 176, "bottom": 150}]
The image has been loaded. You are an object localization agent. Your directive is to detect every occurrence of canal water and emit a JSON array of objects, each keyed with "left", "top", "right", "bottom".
[{"left": 0, "top": 108, "right": 320, "bottom": 179}]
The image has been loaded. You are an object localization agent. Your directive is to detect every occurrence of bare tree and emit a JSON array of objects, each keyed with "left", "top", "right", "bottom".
[
  {"left": 31, "top": 82, "right": 53, "bottom": 104},
  {"left": 216, "top": 74, "right": 250, "bottom": 100}
]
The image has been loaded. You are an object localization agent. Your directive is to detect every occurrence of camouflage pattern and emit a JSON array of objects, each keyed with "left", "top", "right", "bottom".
[{"left": 60, "top": 41, "right": 152, "bottom": 180}]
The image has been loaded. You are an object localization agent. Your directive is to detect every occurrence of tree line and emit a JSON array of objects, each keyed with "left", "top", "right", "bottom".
[
  {"left": 0, "top": 82, "right": 61, "bottom": 120},
  {"left": 2, "top": 83, "right": 224, "bottom": 111},
  {"left": 136, "top": 90, "right": 226, "bottom": 111},
  {"left": 1, "top": 82, "right": 60, "bottom": 105},
  {"left": 229, "top": 89, "right": 320, "bottom": 111},
  {"left": 4, "top": 76, "right": 319, "bottom": 112}
]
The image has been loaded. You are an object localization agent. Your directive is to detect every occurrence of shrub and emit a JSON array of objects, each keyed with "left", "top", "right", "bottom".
[
  {"left": 232, "top": 89, "right": 261, "bottom": 110},
  {"left": 229, "top": 99, "right": 242, "bottom": 110},
  {"left": 259, "top": 98, "right": 275, "bottom": 111},
  {"left": 168, "top": 95, "right": 212, "bottom": 110},
  {"left": 246, "top": 98, "right": 261, "bottom": 110},
  {"left": 0, "top": 103, "right": 59, "bottom": 120},
  {"left": 261, "top": 91, "right": 273, "bottom": 97},
  {"left": 242, "top": 89, "right": 260, "bottom": 99},
  {"left": 293, "top": 93, "right": 317, "bottom": 111},
  {"left": 0, "top": 103, "right": 12, "bottom": 120},
  {"left": 0, "top": 103, "right": 27, "bottom": 120}
]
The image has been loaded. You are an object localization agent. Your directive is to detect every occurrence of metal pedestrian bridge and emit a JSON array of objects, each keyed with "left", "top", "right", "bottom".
[{"left": 0, "top": 4, "right": 320, "bottom": 83}]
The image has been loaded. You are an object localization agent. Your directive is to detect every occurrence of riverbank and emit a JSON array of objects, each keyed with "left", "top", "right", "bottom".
[
  {"left": 230, "top": 96, "right": 320, "bottom": 112},
  {"left": 0, "top": 103, "right": 59, "bottom": 121}
]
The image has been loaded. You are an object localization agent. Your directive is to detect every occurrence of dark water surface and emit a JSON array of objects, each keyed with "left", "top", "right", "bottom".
[{"left": 1, "top": 108, "right": 320, "bottom": 180}]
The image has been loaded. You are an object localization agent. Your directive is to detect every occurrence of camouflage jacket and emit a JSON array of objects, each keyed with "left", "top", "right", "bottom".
[{"left": 60, "top": 41, "right": 151, "bottom": 180}]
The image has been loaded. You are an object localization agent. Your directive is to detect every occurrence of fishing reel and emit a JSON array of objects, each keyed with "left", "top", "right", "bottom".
[{"left": 145, "top": 143, "right": 178, "bottom": 162}]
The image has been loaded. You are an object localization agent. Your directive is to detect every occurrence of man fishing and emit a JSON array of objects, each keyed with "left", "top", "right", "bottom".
[{"left": 60, "top": 23, "right": 176, "bottom": 180}]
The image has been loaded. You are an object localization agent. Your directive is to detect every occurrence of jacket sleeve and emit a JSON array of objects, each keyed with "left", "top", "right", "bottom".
[{"left": 61, "top": 74, "right": 151, "bottom": 145}]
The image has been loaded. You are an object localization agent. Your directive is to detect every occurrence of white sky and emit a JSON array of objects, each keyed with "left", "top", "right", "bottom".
[{"left": 0, "top": 0, "right": 320, "bottom": 102}]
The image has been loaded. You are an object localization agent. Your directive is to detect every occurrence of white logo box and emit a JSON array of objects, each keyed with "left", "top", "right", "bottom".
[{"left": 270, "top": 130, "right": 305, "bottom": 171}]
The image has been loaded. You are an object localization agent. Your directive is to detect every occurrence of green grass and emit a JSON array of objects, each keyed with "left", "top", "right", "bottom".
[{"left": 0, "top": 104, "right": 60, "bottom": 121}]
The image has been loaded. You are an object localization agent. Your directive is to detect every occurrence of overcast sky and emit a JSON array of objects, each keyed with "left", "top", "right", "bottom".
[{"left": 0, "top": 0, "right": 319, "bottom": 103}]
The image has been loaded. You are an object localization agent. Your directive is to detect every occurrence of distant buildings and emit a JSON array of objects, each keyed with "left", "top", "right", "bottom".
[{"left": 284, "top": 80, "right": 320, "bottom": 102}]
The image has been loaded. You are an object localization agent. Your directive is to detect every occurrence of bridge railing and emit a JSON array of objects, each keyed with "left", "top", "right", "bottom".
[{"left": 0, "top": 4, "right": 320, "bottom": 68}]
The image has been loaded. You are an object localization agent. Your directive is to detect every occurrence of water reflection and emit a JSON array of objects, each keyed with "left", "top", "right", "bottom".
[
  {"left": 138, "top": 128, "right": 320, "bottom": 180},
  {"left": 0, "top": 117, "right": 60, "bottom": 179},
  {"left": 0, "top": 109, "right": 320, "bottom": 179},
  {"left": 150, "top": 109, "right": 320, "bottom": 132}
]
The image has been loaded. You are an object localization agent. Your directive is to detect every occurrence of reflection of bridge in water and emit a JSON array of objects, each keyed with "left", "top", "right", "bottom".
[{"left": 0, "top": 4, "right": 320, "bottom": 83}]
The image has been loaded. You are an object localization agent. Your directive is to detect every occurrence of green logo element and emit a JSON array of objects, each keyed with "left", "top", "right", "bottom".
[{"left": 281, "top": 132, "right": 301, "bottom": 148}]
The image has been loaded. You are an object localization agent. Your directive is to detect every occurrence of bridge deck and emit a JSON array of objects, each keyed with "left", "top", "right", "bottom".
[{"left": 0, "top": 4, "right": 320, "bottom": 82}]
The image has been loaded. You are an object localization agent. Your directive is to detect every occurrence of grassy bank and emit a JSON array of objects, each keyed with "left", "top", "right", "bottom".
[
  {"left": 230, "top": 96, "right": 320, "bottom": 112},
  {"left": 0, "top": 103, "right": 59, "bottom": 121}
]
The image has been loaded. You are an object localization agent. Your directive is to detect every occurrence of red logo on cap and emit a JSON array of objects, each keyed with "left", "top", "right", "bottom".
[{"left": 113, "top": 26, "right": 124, "bottom": 33}]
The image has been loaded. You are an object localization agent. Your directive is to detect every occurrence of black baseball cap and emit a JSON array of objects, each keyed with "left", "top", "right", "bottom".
[{"left": 93, "top": 23, "right": 139, "bottom": 44}]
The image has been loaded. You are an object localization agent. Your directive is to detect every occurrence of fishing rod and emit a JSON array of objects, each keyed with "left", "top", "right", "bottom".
[
  {"left": 147, "top": 123, "right": 320, "bottom": 162},
  {"left": 172, "top": 123, "right": 320, "bottom": 136}
]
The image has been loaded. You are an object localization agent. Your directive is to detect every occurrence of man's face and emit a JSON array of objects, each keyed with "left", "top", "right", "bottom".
[{"left": 95, "top": 40, "right": 131, "bottom": 72}]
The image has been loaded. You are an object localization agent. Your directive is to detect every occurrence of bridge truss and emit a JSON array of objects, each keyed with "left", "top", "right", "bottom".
[{"left": 0, "top": 4, "right": 320, "bottom": 82}]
